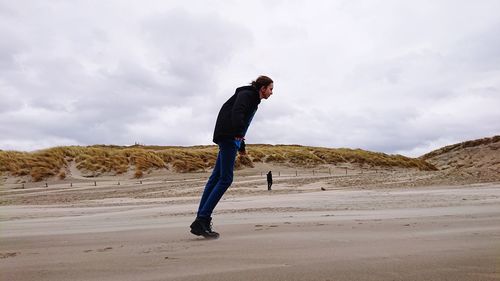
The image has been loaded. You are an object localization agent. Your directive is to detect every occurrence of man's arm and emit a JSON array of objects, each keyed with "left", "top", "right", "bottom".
[{"left": 231, "top": 92, "right": 251, "bottom": 138}]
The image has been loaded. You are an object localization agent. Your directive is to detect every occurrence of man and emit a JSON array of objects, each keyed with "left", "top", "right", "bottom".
[
  {"left": 190, "top": 75, "right": 274, "bottom": 239},
  {"left": 267, "top": 171, "right": 273, "bottom": 191}
]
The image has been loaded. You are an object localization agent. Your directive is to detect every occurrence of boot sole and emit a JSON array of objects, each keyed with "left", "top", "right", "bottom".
[
  {"left": 190, "top": 229, "right": 219, "bottom": 239},
  {"left": 204, "top": 232, "right": 220, "bottom": 239}
]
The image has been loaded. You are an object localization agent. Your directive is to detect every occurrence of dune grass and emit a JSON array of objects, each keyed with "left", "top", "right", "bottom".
[{"left": 0, "top": 144, "right": 436, "bottom": 182}]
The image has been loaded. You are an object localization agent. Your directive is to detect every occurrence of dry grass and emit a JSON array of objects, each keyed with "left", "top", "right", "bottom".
[
  {"left": 0, "top": 147, "right": 74, "bottom": 182},
  {"left": 248, "top": 145, "right": 435, "bottom": 170},
  {"left": 0, "top": 144, "right": 436, "bottom": 182}
]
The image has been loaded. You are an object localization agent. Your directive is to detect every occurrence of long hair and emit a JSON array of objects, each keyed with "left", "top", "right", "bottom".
[{"left": 251, "top": 75, "right": 273, "bottom": 91}]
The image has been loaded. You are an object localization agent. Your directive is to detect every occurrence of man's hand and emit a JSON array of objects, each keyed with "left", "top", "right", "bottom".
[{"left": 235, "top": 136, "right": 246, "bottom": 155}]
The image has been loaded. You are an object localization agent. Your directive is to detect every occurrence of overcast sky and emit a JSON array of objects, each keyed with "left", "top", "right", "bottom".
[{"left": 1, "top": 0, "right": 499, "bottom": 156}]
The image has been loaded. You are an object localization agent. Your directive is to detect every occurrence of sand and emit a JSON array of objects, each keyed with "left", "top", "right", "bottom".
[{"left": 1, "top": 170, "right": 500, "bottom": 280}]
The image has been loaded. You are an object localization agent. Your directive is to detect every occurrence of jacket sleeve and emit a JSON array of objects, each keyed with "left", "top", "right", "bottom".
[{"left": 231, "top": 91, "right": 251, "bottom": 137}]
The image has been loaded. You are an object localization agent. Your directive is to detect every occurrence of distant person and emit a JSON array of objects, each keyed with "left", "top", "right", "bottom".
[
  {"left": 190, "top": 75, "right": 274, "bottom": 239},
  {"left": 267, "top": 171, "right": 273, "bottom": 190}
]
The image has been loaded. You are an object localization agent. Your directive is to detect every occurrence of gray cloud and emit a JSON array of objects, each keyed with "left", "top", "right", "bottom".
[
  {"left": 0, "top": 2, "right": 252, "bottom": 150},
  {"left": 1, "top": 1, "right": 499, "bottom": 156}
]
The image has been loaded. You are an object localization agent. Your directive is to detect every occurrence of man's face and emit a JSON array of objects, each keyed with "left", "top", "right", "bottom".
[{"left": 260, "top": 83, "right": 274, "bottom": 99}]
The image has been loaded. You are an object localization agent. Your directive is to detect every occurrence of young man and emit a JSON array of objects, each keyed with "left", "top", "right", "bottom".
[{"left": 190, "top": 75, "right": 274, "bottom": 239}]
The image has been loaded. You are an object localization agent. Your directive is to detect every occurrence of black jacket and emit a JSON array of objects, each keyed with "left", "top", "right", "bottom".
[
  {"left": 213, "top": 86, "right": 261, "bottom": 150},
  {"left": 267, "top": 171, "right": 273, "bottom": 182}
]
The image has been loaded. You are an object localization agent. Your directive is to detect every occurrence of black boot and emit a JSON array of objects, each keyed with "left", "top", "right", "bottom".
[{"left": 190, "top": 217, "right": 220, "bottom": 239}]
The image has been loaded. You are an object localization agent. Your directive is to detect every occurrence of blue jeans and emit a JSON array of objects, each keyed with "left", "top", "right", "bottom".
[{"left": 197, "top": 139, "right": 239, "bottom": 218}]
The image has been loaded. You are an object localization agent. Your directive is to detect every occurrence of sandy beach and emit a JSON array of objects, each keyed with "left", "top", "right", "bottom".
[{"left": 1, "top": 171, "right": 499, "bottom": 281}]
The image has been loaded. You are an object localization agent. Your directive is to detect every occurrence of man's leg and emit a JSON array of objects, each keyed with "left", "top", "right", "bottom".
[
  {"left": 196, "top": 151, "right": 221, "bottom": 217},
  {"left": 197, "top": 139, "right": 237, "bottom": 219}
]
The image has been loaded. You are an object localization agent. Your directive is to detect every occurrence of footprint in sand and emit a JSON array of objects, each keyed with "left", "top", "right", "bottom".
[
  {"left": 84, "top": 247, "right": 113, "bottom": 253},
  {"left": 0, "top": 252, "right": 19, "bottom": 259},
  {"left": 97, "top": 247, "right": 113, "bottom": 252},
  {"left": 254, "top": 224, "right": 279, "bottom": 231}
]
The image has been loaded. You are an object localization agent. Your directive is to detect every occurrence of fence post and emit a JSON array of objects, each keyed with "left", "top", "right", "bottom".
[
  {"left": 140, "top": 181, "right": 142, "bottom": 184},
  {"left": 329, "top": 168, "right": 331, "bottom": 175},
  {"left": 94, "top": 181, "right": 97, "bottom": 186},
  {"left": 118, "top": 181, "right": 120, "bottom": 185},
  {"left": 279, "top": 171, "right": 280, "bottom": 177},
  {"left": 296, "top": 170, "right": 297, "bottom": 176},
  {"left": 70, "top": 183, "right": 73, "bottom": 187},
  {"left": 22, "top": 183, "right": 25, "bottom": 189},
  {"left": 345, "top": 167, "right": 347, "bottom": 175},
  {"left": 45, "top": 183, "right": 48, "bottom": 187},
  {"left": 313, "top": 170, "right": 315, "bottom": 175}
]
